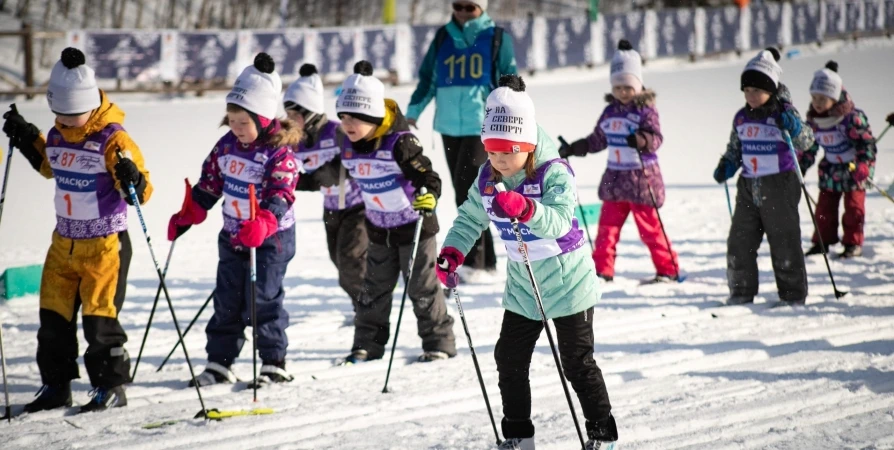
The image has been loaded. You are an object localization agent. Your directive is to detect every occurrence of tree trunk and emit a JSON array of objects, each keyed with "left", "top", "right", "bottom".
[
  {"left": 82, "top": 0, "right": 91, "bottom": 28},
  {"left": 135, "top": 0, "right": 144, "bottom": 28}
]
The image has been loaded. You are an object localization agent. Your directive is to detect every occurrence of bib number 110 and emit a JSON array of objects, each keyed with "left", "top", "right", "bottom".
[{"left": 444, "top": 54, "right": 483, "bottom": 80}]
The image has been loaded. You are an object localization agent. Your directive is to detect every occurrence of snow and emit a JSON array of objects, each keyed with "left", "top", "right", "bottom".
[{"left": 2, "top": 39, "right": 894, "bottom": 449}]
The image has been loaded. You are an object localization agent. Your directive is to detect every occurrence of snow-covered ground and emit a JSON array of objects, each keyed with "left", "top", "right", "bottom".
[{"left": 1, "top": 39, "right": 894, "bottom": 449}]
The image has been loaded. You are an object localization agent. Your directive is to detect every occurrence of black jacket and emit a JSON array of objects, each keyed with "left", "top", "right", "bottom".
[{"left": 295, "top": 115, "right": 346, "bottom": 192}]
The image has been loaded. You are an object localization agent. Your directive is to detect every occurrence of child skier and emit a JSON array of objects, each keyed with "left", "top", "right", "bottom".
[
  {"left": 798, "top": 61, "right": 877, "bottom": 259},
  {"left": 167, "top": 53, "right": 301, "bottom": 385},
  {"left": 335, "top": 60, "right": 456, "bottom": 364},
  {"left": 712, "top": 47, "right": 816, "bottom": 306},
  {"left": 437, "top": 74, "right": 618, "bottom": 449},
  {"left": 1, "top": 48, "right": 153, "bottom": 413},
  {"left": 285, "top": 63, "right": 367, "bottom": 311},
  {"left": 561, "top": 39, "right": 679, "bottom": 283}
]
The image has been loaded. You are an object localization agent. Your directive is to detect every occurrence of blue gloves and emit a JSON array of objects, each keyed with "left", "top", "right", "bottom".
[
  {"left": 780, "top": 109, "right": 802, "bottom": 137},
  {"left": 713, "top": 157, "right": 738, "bottom": 183}
]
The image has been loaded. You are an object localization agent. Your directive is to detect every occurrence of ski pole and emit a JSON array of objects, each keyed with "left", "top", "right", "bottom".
[
  {"left": 847, "top": 163, "right": 894, "bottom": 204},
  {"left": 131, "top": 240, "right": 176, "bottom": 381},
  {"left": 115, "top": 151, "right": 209, "bottom": 417},
  {"left": 781, "top": 133, "right": 847, "bottom": 299},
  {"left": 495, "top": 183, "right": 586, "bottom": 450},
  {"left": 630, "top": 129, "right": 681, "bottom": 281},
  {"left": 0, "top": 105, "right": 17, "bottom": 229},
  {"left": 382, "top": 188, "right": 427, "bottom": 394},
  {"left": 248, "top": 184, "right": 259, "bottom": 402},
  {"left": 0, "top": 319, "right": 10, "bottom": 423},
  {"left": 723, "top": 181, "right": 733, "bottom": 219},
  {"left": 558, "top": 136, "right": 595, "bottom": 253},
  {"left": 445, "top": 278, "right": 501, "bottom": 445},
  {"left": 156, "top": 290, "right": 215, "bottom": 372},
  {"left": 875, "top": 124, "right": 890, "bottom": 144}
]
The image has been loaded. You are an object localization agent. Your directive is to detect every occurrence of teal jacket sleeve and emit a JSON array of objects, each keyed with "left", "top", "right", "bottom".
[
  {"left": 442, "top": 170, "right": 490, "bottom": 256},
  {"left": 524, "top": 164, "right": 576, "bottom": 239},
  {"left": 406, "top": 39, "right": 439, "bottom": 121}
]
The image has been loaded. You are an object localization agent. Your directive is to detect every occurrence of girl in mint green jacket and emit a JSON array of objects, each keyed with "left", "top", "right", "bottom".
[{"left": 437, "top": 75, "right": 617, "bottom": 449}]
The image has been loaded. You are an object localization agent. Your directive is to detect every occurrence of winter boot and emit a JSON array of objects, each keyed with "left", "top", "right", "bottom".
[
  {"left": 417, "top": 351, "right": 451, "bottom": 363},
  {"left": 585, "top": 414, "right": 619, "bottom": 449},
  {"left": 24, "top": 383, "right": 73, "bottom": 413},
  {"left": 257, "top": 360, "right": 294, "bottom": 384},
  {"left": 79, "top": 385, "right": 127, "bottom": 413},
  {"left": 805, "top": 243, "right": 828, "bottom": 256},
  {"left": 497, "top": 438, "right": 535, "bottom": 450},
  {"left": 189, "top": 362, "right": 238, "bottom": 387},
  {"left": 641, "top": 274, "right": 678, "bottom": 285},
  {"left": 839, "top": 245, "right": 862, "bottom": 259},
  {"left": 338, "top": 349, "right": 369, "bottom": 366},
  {"left": 726, "top": 296, "right": 754, "bottom": 305},
  {"left": 596, "top": 273, "right": 613, "bottom": 282}
]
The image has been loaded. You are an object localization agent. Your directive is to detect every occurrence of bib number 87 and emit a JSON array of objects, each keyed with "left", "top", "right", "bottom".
[{"left": 444, "top": 54, "right": 484, "bottom": 80}]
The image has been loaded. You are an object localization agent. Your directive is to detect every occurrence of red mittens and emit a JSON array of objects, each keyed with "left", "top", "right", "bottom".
[
  {"left": 492, "top": 191, "right": 535, "bottom": 223},
  {"left": 167, "top": 179, "right": 207, "bottom": 241}
]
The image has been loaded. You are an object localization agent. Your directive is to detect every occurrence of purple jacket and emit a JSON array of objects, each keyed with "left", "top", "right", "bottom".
[{"left": 585, "top": 90, "right": 666, "bottom": 207}]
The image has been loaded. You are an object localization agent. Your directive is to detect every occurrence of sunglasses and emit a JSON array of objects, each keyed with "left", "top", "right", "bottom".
[{"left": 452, "top": 3, "right": 478, "bottom": 13}]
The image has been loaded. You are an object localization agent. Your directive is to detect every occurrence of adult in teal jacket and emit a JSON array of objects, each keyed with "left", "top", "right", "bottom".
[
  {"left": 407, "top": 0, "right": 517, "bottom": 275},
  {"left": 435, "top": 75, "right": 617, "bottom": 448}
]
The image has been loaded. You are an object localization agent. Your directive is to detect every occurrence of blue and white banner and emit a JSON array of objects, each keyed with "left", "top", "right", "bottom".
[
  {"left": 886, "top": 0, "right": 894, "bottom": 29},
  {"left": 703, "top": 7, "right": 740, "bottom": 53},
  {"left": 751, "top": 3, "right": 785, "bottom": 49},
  {"left": 546, "top": 16, "right": 591, "bottom": 68},
  {"left": 362, "top": 27, "right": 398, "bottom": 73},
  {"left": 864, "top": 0, "right": 885, "bottom": 31},
  {"left": 497, "top": 19, "right": 534, "bottom": 70},
  {"left": 791, "top": 1, "right": 822, "bottom": 44},
  {"left": 177, "top": 32, "right": 239, "bottom": 81},
  {"left": 251, "top": 30, "right": 305, "bottom": 77},
  {"left": 602, "top": 11, "right": 647, "bottom": 59},
  {"left": 310, "top": 29, "right": 360, "bottom": 75},
  {"left": 68, "top": 31, "right": 175, "bottom": 81},
  {"left": 411, "top": 25, "right": 440, "bottom": 73},
  {"left": 656, "top": 8, "right": 696, "bottom": 58}
]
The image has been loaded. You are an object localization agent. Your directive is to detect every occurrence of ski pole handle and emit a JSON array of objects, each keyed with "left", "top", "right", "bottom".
[
  {"left": 249, "top": 184, "right": 257, "bottom": 221},
  {"left": 494, "top": 183, "right": 515, "bottom": 224}
]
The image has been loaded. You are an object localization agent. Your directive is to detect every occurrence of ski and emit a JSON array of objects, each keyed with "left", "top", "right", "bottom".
[{"left": 142, "top": 408, "right": 275, "bottom": 429}]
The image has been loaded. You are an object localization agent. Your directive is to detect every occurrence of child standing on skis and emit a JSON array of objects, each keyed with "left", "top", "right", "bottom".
[
  {"left": 561, "top": 39, "right": 679, "bottom": 283},
  {"left": 798, "top": 61, "right": 877, "bottom": 259},
  {"left": 1, "top": 48, "right": 153, "bottom": 413},
  {"left": 285, "top": 63, "right": 368, "bottom": 310},
  {"left": 712, "top": 48, "right": 815, "bottom": 306},
  {"left": 335, "top": 60, "right": 456, "bottom": 364},
  {"left": 167, "top": 53, "right": 301, "bottom": 385},
  {"left": 438, "top": 74, "right": 618, "bottom": 449}
]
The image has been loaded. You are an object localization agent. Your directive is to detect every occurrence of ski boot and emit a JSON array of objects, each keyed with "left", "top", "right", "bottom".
[
  {"left": 79, "top": 385, "right": 127, "bottom": 413},
  {"left": 839, "top": 244, "right": 862, "bottom": 259},
  {"left": 257, "top": 360, "right": 294, "bottom": 384},
  {"left": 417, "top": 351, "right": 451, "bottom": 363},
  {"left": 597, "top": 273, "right": 613, "bottom": 282},
  {"left": 726, "top": 296, "right": 754, "bottom": 305},
  {"left": 585, "top": 414, "right": 619, "bottom": 449},
  {"left": 24, "top": 383, "right": 73, "bottom": 413},
  {"left": 642, "top": 274, "right": 678, "bottom": 285},
  {"left": 338, "top": 349, "right": 369, "bottom": 366},
  {"left": 189, "top": 362, "right": 238, "bottom": 387},
  {"left": 805, "top": 243, "right": 828, "bottom": 256},
  {"left": 497, "top": 438, "right": 535, "bottom": 450}
]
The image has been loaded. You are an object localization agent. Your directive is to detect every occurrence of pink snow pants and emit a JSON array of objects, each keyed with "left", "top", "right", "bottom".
[{"left": 593, "top": 200, "right": 678, "bottom": 278}]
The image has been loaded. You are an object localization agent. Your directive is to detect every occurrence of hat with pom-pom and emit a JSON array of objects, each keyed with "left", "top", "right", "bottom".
[
  {"left": 227, "top": 53, "right": 283, "bottom": 120},
  {"left": 284, "top": 63, "right": 325, "bottom": 115},
  {"left": 481, "top": 74, "right": 537, "bottom": 153},
  {"left": 610, "top": 39, "right": 643, "bottom": 94},
  {"left": 741, "top": 47, "right": 783, "bottom": 94},
  {"left": 809, "top": 60, "right": 843, "bottom": 101},
  {"left": 47, "top": 47, "right": 101, "bottom": 115},
  {"left": 336, "top": 60, "right": 385, "bottom": 125}
]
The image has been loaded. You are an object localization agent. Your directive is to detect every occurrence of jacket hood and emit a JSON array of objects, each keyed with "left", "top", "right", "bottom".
[
  {"left": 57, "top": 90, "right": 123, "bottom": 143},
  {"left": 604, "top": 89, "right": 656, "bottom": 108},
  {"left": 448, "top": 12, "right": 495, "bottom": 45}
]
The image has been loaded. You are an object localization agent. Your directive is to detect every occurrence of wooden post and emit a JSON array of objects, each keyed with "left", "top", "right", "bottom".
[{"left": 22, "top": 22, "right": 34, "bottom": 100}]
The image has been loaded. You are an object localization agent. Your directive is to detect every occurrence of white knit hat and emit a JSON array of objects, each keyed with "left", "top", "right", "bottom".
[
  {"left": 47, "top": 48, "right": 101, "bottom": 115},
  {"left": 227, "top": 53, "right": 282, "bottom": 120},
  {"left": 741, "top": 48, "right": 783, "bottom": 94},
  {"left": 284, "top": 63, "right": 325, "bottom": 115},
  {"left": 336, "top": 61, "right": 386, "bottom": 124},
  {"left": 450, "top": 0, "right": 488, "bottom": 10},
  {"left": 810, "top": 61, "right": 843, "bottom": 101},
  {"left": 481, "top": 75, "right": 537, "bottom": 153},
  {"left": 610, "top": 40, "right": 643, "bottom": 93}
]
